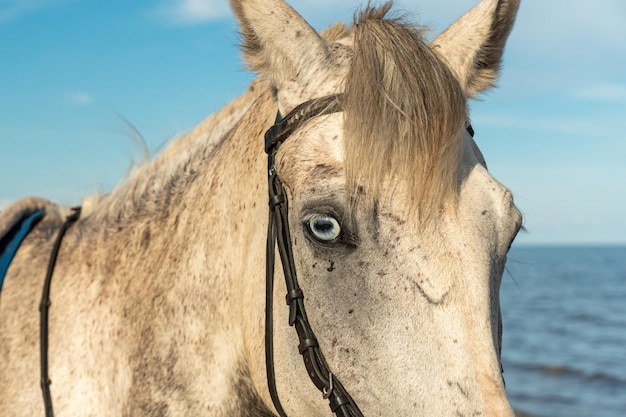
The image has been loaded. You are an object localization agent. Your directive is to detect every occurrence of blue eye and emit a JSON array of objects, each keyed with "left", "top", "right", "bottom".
[{"left": 308, "top": 215, "right": 341, "bottom": 242}]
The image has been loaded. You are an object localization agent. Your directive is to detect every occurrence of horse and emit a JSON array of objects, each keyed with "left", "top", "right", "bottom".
[{"left": 0, "top": 0, "right": 523, "bottom": 416}]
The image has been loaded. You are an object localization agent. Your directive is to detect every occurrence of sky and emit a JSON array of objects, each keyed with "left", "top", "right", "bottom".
[{"left": 0, "top": 0, "right": 625, "bottom": 245}]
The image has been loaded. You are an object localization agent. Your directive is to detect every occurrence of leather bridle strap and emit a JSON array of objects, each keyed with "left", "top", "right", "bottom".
[
  {"left": 265, "top": 94, "right": 364, "bottom": 417},
  {"left": 264, "top": 95, "right": 344, "bottom": 153},
  {"left": 40, "top": 206, "right": 81, "bottom": 417}
]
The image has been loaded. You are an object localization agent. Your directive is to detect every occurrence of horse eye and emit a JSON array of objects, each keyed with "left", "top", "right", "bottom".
[{"left": 308, "top": 215, "right": 341, "bottom": 242}]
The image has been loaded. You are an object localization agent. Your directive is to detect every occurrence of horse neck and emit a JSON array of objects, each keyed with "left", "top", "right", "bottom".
[
  {"left": 55, "top": 89, "right": 276, "bottom": 408},
  {"left": 88, "top": 83, "right": 272, "bottom": 238},
  {"left": 79, "top": 84, "right": 276, "bottom": 324}
]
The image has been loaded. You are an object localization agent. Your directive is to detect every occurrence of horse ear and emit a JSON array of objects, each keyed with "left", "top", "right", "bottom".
[
  {"left": 229, "top": 0, "right": 330, "bottom": 88},
  {"left": 431, "top": 0, "right": 520, "bottom": 98}
]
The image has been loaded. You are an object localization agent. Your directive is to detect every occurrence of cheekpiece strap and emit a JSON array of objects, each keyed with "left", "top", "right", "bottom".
[{"left": 264, "top": 94, "right": 365, "bottom": 417}]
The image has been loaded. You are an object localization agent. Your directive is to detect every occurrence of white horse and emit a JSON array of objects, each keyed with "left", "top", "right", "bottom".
[{"left": 0, "top": 0, "right": 523, "bottom": 416}]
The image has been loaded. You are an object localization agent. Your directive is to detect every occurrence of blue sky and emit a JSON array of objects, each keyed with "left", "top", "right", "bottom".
[{"left": 1, "top": 0, "right": 624, "bottom": 245}]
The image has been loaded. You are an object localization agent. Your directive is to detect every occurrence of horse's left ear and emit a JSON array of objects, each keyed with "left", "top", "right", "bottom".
[
  {"left": 431, "top": 0, "right": 520, "bottom": 98},
  {"left": 229, "top": 0, "right": 331, "bottom": 90}
]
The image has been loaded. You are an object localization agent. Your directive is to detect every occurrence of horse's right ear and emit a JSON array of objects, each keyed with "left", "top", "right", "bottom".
[{"left": 229, "top": 0, "right": 331, "bottom": 90}]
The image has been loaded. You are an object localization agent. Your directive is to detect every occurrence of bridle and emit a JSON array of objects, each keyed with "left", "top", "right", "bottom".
[
  {"left": 34, "top": 94, "right": 480, "bottom": 417},
  {"left": 35, "top": 95, "right": 358, "bottom": 417},
  {"left": 32, "top": 95, "right": 479, "bottom": 417},
  {"left": 35, "top": 95, "right": 355, "bottom": 417},
  {"left": 35, "top": 95, "right": 353, "bottom": 417},
  {"left": 34, "top": 100, "right": 347, "bottom": 417},
  {"left": 35, "top": 97, "right": 350, "bottom": 417},
  {"left": 264, "top": 94, "right": 364, "bottom": 417}
]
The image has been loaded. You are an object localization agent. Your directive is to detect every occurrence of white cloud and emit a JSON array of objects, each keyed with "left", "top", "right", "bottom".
[
  {"left": 151, "top": 0, "right": 230, "bottom": 24},
  {"left": 66, "top": 91, "right": 94, "bottom": 105},
  {"left": 473, "top": 112, "right": 613, "bottom": 137},
  {"left": 571, "top": 83, "right": 626, "bottom": 103},
  {"left": 0, "top": 0, "right": 68, "bottom": 23},
  {"left": 571, "top": 214, "right": 604, "bottom": 226}
]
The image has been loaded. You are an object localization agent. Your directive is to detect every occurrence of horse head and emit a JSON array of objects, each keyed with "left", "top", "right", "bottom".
[{"left": 231, "top": 1, "right": 522, "bottom": 416}]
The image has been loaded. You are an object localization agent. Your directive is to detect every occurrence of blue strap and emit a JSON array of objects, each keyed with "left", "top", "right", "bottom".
[{"left": 0, "top": 210, "right": 46, "bottom": 293}]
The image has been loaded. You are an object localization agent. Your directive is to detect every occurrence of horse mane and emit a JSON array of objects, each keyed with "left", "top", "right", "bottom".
[
  {"left": 82, "top": 81, "right": 265, "bottom": 221},
  {"left": 343, "top": 3, "right": 467, "bottom": 225}
]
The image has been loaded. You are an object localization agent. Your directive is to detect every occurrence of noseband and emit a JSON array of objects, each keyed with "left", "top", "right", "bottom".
[{"left": 264, "top": 94, "right": 364, "bottom": 417}]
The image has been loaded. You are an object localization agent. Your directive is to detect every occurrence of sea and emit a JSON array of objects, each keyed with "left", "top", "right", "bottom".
[{"left": 501, "top": 246, "right": 626, "bottom": 417}]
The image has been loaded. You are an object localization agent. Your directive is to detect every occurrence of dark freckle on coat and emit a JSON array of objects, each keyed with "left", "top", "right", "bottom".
[
  {"left": 455, "top": 382, "right": 469, "bottom": 398},
  {"left": 327, "top": 260, "right": 335, "bottom": 272},
  {"left": 311, "top": 163, "right": 341, "bottom": 177},
  {"left": 371, "top": 199, "right": 380, "bottom": 241},
  {"left": 141, "top": 227, "right": 151, "bottom": 250}
]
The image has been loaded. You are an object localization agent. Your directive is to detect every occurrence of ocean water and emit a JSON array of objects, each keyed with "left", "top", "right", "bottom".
[{"left": 501, "top": 246, "right": 626, "bottom": 417}]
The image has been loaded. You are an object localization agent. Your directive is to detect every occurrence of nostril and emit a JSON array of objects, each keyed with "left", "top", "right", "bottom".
[
  {"left": 501, "top": 190, "right": 523, "bottom": 246},
  {"left": 512, "top": 206, "right": 523, "bottom": 232}
]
